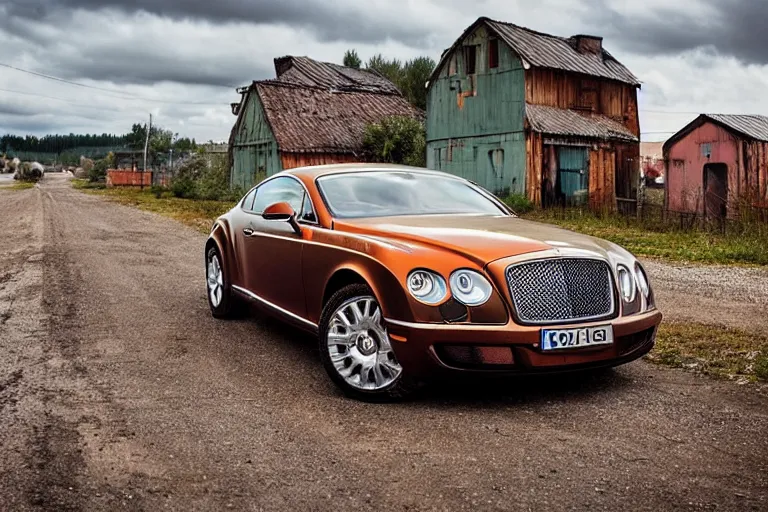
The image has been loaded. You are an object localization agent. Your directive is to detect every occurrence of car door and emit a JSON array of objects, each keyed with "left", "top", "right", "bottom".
[
  {"left": 228, "top": 186, "right": 258, "bottom": 288},
  {"left": 241, "top": 176, "right": 313, "bottom": 319}
]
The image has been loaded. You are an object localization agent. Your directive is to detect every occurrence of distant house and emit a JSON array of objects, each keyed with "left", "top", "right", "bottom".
[
  {"left": 228, "top": 56, "right": 422, "bottom": 190},
  {"left": 640, "top": 141, "right": 665, "bottom": 186},
  {"left": 426, "top": 16, "right": 641, "bottom": 211},
  {"left": 663, "top": 114, "right": 768, "bottom": 220}
]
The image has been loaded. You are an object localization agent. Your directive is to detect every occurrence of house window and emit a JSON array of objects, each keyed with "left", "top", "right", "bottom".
[
  {"left": 488, "top": 39, "right": 499, "bottom": 69},
  {"left": 463, "top": 45, "right": 478, "bottom": 75},
  {"left": 701, "top": 143, "right": 712, "bottom": 158}
]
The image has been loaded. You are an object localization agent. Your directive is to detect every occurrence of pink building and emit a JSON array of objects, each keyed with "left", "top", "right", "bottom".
[{"left": 663, "top": 114, "right": 768, "bottom": 220}]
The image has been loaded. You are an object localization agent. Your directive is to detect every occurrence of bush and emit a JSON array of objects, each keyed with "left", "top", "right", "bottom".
[
  {"left": 169, "top": 153, "right": 243, "bottom": 201},
  {"left": 362, "top": 115, "right": 426, "bottom": 167},
  {"left": 503, "top": 193, "right": 535, "bottom": 214},
  {"left": 88, "top": 152, "right": 115, "bottom": 182}
]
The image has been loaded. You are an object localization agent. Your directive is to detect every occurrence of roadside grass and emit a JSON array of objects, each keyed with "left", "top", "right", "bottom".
[
  {"left": 72, "top": 179, "right": 235, "bottom": 233},
  {"left": 8, "top": 181, "right": 36, "bottom": 190},
  {"left": 647, "top": 322, "right": 768, "bottom": 383},
  {"left": 520, "top": 209, "right": 768, "bottom": 266}
]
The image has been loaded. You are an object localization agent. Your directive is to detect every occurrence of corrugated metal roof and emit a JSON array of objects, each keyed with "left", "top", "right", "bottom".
[
  {"left": 705, "top": 114, "right": 768, "bottom": 142},
  {"left": 429, "top": 17, "right": 640, "bottom": 86},
  {"left": 273, "top": 56, "right": 401, "bottom": 95},
  {"left": 487, "top": 19, "right": 640, "bottom": 85},
  {"left": 526, "top": 103, "right": 638, "bottom": 142},
  {"left": 255, "top": 82, "right": 423, "bottom": 153}
]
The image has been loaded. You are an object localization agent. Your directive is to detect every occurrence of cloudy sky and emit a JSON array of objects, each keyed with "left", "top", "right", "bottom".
[{"left": 0, "top": 0, "right": 766, "bottom": 143}]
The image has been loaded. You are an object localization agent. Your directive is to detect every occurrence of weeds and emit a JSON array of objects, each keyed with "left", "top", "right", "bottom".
[
  {"left": 647, "top": 322, "right": 768, "bottom": 383},
  {"left": 522, "top": 208, "right": 768, "bottom": 266},
  {"left": 75, "top": 185, "right": 234, "bottom": 233}
]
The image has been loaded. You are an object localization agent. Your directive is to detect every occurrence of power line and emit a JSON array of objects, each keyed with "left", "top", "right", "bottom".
[{"left": 0, "top": 61, "right": 233, "bottom": 105}]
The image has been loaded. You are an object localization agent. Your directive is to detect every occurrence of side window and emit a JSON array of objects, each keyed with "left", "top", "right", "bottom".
[
  {"left": 251, "top": 177, "right": 305, "bottom": 214},
  {"left": 241, "top": 187, "right": 257, "bottom": 211}
]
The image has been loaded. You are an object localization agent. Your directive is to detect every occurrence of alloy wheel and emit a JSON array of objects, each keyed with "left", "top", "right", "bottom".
[
  {"left": 207, "top": 254, "right": 224, "bottom": 307},
  {"left": 326, "top": 296, "right": 403, "bottom": 391}
]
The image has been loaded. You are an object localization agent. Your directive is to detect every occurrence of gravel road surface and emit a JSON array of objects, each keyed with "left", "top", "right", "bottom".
[{"left": 1, "top": 174, "right": 766, "bottom": 511}]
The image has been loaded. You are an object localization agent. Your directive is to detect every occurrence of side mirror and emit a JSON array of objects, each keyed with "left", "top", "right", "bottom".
[{"left": 262, "top": 201, "right": 302, "bottom": 235}]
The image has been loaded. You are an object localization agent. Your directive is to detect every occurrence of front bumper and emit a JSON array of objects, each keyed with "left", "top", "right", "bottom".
[{"left": 384, "top": 309, "right": 662, "bottom": 378}]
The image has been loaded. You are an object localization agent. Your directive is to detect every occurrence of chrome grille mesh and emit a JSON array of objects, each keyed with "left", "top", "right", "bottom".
[{"left": 506, "top": 258, "right": 615, "bottom": 324}]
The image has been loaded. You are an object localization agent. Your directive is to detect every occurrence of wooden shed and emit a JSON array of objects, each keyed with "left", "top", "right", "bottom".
[
  {"left": 228, "top": 56, "right": 422, "bottom": 190},
  {"left": 426, "top": 16, "right": 641, "bottom": 212},
  {"left": 663, "top": 114, "right": 768, "bottom": 220}
]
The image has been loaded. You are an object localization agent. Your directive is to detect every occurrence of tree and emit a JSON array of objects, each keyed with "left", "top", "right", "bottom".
[
  {"left": 400, "top": 56, "right": 436, "bottom": 110},
  {"left": 366, "top": 54, "right": 404, "bottom": 86},
  {"left": 362, "top": 116, "right": 426, "bottom": 167},
  {"left": 354, "top": 53, "right": 436, "bottom": 110},
  {"left": 343, "top": 49, "right": 362, "bottom": 69}
]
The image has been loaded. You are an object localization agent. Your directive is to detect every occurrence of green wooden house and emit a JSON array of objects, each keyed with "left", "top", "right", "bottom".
[
  {"left": 228, "top": 56, "right": 421, "bottom": 190},
  {"left": 426, "top": 17, "right": 642, "bottom": 211}
]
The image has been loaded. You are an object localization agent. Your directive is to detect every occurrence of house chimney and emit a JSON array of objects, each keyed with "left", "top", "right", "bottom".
[{"left": 573, "top": 35, "right": 603, "bottom": 54}]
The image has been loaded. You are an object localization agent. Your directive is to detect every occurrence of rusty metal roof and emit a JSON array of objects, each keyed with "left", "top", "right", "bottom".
[
  {"left": 663, "top": 113, "right": 768, "bottom": 154},
  {"left": 430, "top": 17, "right": 640, "bottom": 86},
  {"left": 273, "top": 56, "right": 401, "bottom": 95},
  {"left": 526, "top": 104, "right": 638, "bottom": 142},
  {"left": 705, "top": 114, "right": 768, "bottom": 142},
  {"left": 255, "top": 82, "right": 423, "bottom": 153}
]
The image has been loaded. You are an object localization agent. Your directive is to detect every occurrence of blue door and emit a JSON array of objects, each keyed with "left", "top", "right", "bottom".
[{"left": 557, "top": 147, "right": 589, "bottom": 206}]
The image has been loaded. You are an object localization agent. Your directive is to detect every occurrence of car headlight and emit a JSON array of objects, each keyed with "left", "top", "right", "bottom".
[
  {"left": 634, "top": 263, "right": 650, "bottom": 298},
  {"left": 407, "top": 270, "right": 447, "bottom": 305},
  {"left": 617, "top": 265, "right": 636, "bottom": 303},
  {"left": 449, "top": 269, "right": 493, "bottom": 306}
]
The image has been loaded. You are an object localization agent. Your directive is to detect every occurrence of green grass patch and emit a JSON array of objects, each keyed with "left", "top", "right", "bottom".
[
  {"left": 71, "top": 178, "right": 106, "bottom": 190},
  {"left": 646, "top": 322, "right": 768, "bottom": 383},
  {"left": 75, "top": 183, "right": 235, "bottom": 233},
  {"left": 8, "top": 181, "right": 36, "bottom": 190},
  {"left": 521, "top": 209, "right": 768, "bottom": 266}
]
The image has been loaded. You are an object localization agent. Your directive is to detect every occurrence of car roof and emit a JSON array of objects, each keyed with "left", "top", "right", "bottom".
[{"left": 275, "top": 163, "right": 464, "bottom": 181}]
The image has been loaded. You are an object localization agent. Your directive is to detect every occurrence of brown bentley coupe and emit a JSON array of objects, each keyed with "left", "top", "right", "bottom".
[{"left": 205, "top": 164, "right": 661, "bottom": 400}]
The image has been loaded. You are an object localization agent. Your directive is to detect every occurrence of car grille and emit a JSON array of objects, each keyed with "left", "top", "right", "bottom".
[{"left": 506, "top": 258, "right": 615, "bottom": 324}]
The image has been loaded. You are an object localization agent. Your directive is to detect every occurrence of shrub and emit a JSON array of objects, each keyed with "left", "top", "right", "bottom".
[
  {"left": 169, "top": 153, "right": 242, "bottom": 201},
  {"left": 362, "top": 115, "right": 426, "bottom": 167},
  {"left": 503, "top": 193, "right": 535, "bottom": 214},
  {"left": 88, "top": 152, "right": 115, "bottom": 182}
]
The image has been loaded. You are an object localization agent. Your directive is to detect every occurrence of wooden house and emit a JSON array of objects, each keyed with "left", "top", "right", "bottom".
[
  {"left": 663, "top": 114, "right": 768, "bottom": 220},
  {"left": 426, "top": 17, "right": 642, "bottom": 211},
  {"left": 228, "top": 56, "right": 422, "bottom": 190}
]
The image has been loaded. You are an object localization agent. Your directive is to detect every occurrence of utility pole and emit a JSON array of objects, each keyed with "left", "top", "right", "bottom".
[{"left": 142, "top": 113, "right": 152, "bottom": 190}]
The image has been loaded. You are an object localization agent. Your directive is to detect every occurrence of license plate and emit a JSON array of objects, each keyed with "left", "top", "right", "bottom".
[{"left": 541, "top": 325, "right": 614, "bottom": 351}]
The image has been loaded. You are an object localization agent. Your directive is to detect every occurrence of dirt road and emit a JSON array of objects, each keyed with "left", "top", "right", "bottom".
[{"left": 1, "top": 174, "right": 766, "bottom": 511}]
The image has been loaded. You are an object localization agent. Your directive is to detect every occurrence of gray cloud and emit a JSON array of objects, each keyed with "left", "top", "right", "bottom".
[
  {"left": 0, "top": 101, "right": 39, "bottom": 116},
  {"left": 594, "top": 0, "right": 768, "bottom": 64},
  {"left": 4, "top": 0, "right": 433, "bottom": 46}
]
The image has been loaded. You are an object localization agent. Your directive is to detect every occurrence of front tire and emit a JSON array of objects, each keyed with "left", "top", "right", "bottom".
[
  {"left": 318, "top": 284, "right": 418, "bottom": 402},
  {"left": 205, "top": 244, "right": 242, "bottom": 319}
]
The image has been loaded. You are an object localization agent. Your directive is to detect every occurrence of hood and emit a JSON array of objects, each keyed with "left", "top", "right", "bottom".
[{"left": 333, "top": 214, "right": 625, "bottom": 265}]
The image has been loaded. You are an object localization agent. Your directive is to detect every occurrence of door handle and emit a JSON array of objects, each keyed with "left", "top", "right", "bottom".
[{"left": 243, "top": 227, "right": 255, "bottom": 237}]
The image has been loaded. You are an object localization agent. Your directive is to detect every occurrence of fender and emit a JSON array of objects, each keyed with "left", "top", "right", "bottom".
[{"left": 208, "top": 219, "right": 241, "bottom": 287}]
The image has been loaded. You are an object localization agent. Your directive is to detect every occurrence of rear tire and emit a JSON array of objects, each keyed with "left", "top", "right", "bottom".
[
  {"left": 205, "top": 244, "right": 243, "bottom": 319},
  {"left": 318, "top": 283, "right": 419, "bottom": 402}
]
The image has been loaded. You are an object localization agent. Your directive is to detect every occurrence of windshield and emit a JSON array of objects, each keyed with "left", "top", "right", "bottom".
[{"left": 316, "top": 170, "right": 508, "bottom": 219}]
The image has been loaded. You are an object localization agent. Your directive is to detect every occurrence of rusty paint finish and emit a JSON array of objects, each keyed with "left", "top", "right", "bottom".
[
  {"left": 207, "top": 163, "right": 662, "bottom": 382},
  {"left": 665, "top": 119, "right": 768, "bottom": 216},
  {"left": 525, "top": 68, "right": 640, "bottom": 137},
  {"left": 106, "top": 170, "right": 152, "bottom": 187},
  {"left": 428, "top": 18, "right": 640, "bottom": 212}
]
